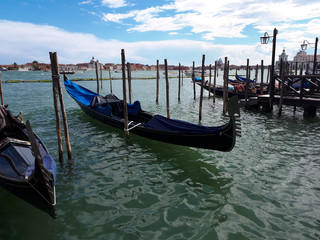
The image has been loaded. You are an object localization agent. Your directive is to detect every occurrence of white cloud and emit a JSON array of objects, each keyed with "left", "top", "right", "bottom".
[
  {"left": 0, "top": 20, "right": 314, "bottom": 67},
  {"left": 79, "top": 0, "right": 92, "bottom": 5},
  {"left": 100, "top": 0, "right": 320, "bottom": 41},
  {"left": 101, "top": 0, "right": 128, "bottom": 8}
]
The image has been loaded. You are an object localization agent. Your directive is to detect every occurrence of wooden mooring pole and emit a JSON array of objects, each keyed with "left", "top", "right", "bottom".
[
  {"left": 260, "top": 60, "right": 264, "bottom": 95},
  {"left": 245, "top": 58, "right": 249, "bottom": 108},
  {"left": 192, "top": 61, "right": 196, "bottom": 100},
  {"left": 121, "top": 49, "right": 129, "bottom": 141},
  {"left": 95, "top": 61, "right": 100, "bottom": 95},
  {"left": 222, "top": 57, "right": 228, "bottom": 114},
  {"left": 156, "top": 60, "right": 159, "bottom": 103},
  {"left": 100, "top": 65, "right": 103, "bottom": 90},
  {"left": 199, "top": 54, "right": 205, "bottom": 121},
  {"left": 49, "top": 52, "right": 72, "bottom": 163},
  {"left": 164, "top": 59, "right": 170, "bottom": 118},
  {"left": 0, "top": 72, "right": 3, "bottom": 106},
  {"left": 208, "top": 64, "right": 212, "bottom": 97},
  {"left": 213, "top": 61, "right": 217, "bottom": 104},
  {"left": 178, "top": 63, "right": 181, "bottom": 102},
  {"left": 108, "top": 66, "right": 113, "bottom": 93},
  {"left": 127, "top": 62, "right": 132, "bottom": 104}
]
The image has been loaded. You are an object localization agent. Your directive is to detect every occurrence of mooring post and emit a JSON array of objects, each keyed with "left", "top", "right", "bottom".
[
  {"left": 164, "top": 59, "right": 170, "bottom": 118},
  {"left": 95, "top": 61, "right": 99, "bottom": 95},
  {"left": 245, "top": 58, "right": 250, "bottom": 108},
  {"left": 121, "top": 49, "right": 129, "bottom": 141},
  {"left": 178, "top": 63, "right": 181, "bottom": 102},
  {"left": 222, "top": 57, "right": 228, "bottom": 114},
  {"left": 0, "top": 72, "right": 3, "bottom": 106},
  {"left": 278, "top": 59, "right": 284, "bottom": 116},
  {"left": 213, "top": 61, "right": 217, "bottom": 104},
  {"left": 266, "top": 65, "right": 270, "bottom": 84},
  {"left": 260, "top": 60, "right": 264, "bottom": 95},
  {"left": 193, "top": 61, "right": 196, "bottom": 100},
  {"left": 208, "top": 64, "right": 212, "bottom": 97},
  {"left": 49, "top": 52, "right": 64, "bottom": 164},
  {"left": 156, "top": 60, "right": 159, "bottom": 103},
  {"left": 127, "top": 62, "right": 132, "bottom": 104},
  {"left": 199, "top": 54, "right": 205, "bottom": 122},
  {"left": 100, "top": 64, "right": 103, "bottom": 90},
  {"left": 108, "top": 66, "right": 113, "bottom": 93}
]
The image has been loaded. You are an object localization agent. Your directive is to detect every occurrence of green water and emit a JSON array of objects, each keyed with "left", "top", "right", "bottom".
[{"left": 0, "top": 71, "right": 319, "bottom": 240}]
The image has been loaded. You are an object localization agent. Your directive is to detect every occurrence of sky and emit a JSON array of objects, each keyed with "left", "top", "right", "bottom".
[{"left": 1, "top": 0, "right": 320, "bottom": 66}]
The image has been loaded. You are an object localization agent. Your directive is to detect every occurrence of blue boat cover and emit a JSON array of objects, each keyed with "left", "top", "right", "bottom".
[
  {"left": 64, "top": 78, "right": 141, "bottom": 116},
  {"left": 143, "top": 115, "right": 224, "bottom": 134}
]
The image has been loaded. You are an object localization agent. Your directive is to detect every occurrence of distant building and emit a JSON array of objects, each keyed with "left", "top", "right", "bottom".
[{"left": 292, "top": 50, "right": 320, "bottom": 72}]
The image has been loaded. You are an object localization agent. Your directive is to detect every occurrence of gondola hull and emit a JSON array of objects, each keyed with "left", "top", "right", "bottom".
[
  {"left": 65, "top": 77, "right": 240, "bottom": 152},
  {"left": 77, "top": 101, "right": 236, "bottom": 151},
  {"left": 0, "top": 109, "right": 56, "bottom": 218}
]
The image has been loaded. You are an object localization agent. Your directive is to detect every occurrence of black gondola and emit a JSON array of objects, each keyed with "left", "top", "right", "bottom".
[
  {"left": 64, "top": 76, "right": 241, "bottom": 152},
  {"left": 0, "top": 106, "right": 56, "bottom": 218}
]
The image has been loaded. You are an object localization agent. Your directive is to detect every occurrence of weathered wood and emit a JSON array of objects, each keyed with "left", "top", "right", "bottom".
[
  {"left": 178, "top": 63, "right": 181, "bottom": 102},
  {"left": 49, "top": 52, "right": 63, "bottom": 164},
  {"left": 208, "top": 64, "right": 212, "bottom": 97},
  {"left": 156, "top": 60, "right": 159, "bottom": 103},
  {"left": 260, "top": 60, "right": 264, "bottom": 95},
  {"left": 278, "top": 59, "right": 284, "bottom": 116},
  {"left": 223, "top": 57, "right": 228, "bottom": 114},
  {"left": 213, "top": 61, "right": 217, "bottom": 104},
  {"left": 0, "top": 72, "right": 3, "bottom": 106},
  {"left": 193, "top": 61, "right": 196, "bottom": 100},
  {"left": 127, "top": 62, "right": 132, "bottom": 104},
  {"left": 108, "top": 66, "right": 113, "bottom": 93},
  {"left": 121, "top": 49, "right": 129, "bottom": 141},
  {"left": 164, "top": 59, "right": 170, "bottom": 118},
  {"left": 100, "top": 64, "right": 103, "bottom": 90},
  {"left": 95, "top": 62, "right": 99, "bottom": 95},
  {"left": 269, "top": 28, "right": 278, "bottom": 109},
  {"left": 199, "top": 54, "right": 205, "bottom": 121},
  {"left": 245, "top": 58, "right": 250, "bottom": 107}
]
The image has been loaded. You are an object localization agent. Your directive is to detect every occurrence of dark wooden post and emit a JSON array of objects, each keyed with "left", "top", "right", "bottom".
[
  {"left": 199, "top": 54, "right": 205, "bottom": 121},
  {"left": 260, "top": 60, "right": 264, "bottom": 95},
  {"left": 208, "top": 64, "right": 212, "bottom": 97},
  {"left": 156, "top": 60, "right": 159, "bottom": 103},
  {"left": 100, "top": 65, "right": 103, "bottom": 90},
  {"left": 181, "top": 66, "right": 184, "bottom": 86},
  {"left": 278, "top": 59, "right": 285, "bottom": 116},
  {"left": 213, "top": 61, "right": 217, "bottom": 103},
  {"left": 108, "top": 66, "right": 113, "bottom": 93},
  {"left": 127, "top": 62, "right": 132, "bottom": 104},
  {"left": 0, "top": 72, "right": 3, "bottom": 106},
  {"left": 223, "top": 57, "right": 228, "bottom": 114},
  {"left": 255, "top": 64, "right": 258, "bottom": 86},
  {"left": 121, "top": 49, "right": 129, "bottom": 141},
  {"left": 178, "top": 63, "right": 181, "bottom": 102},
  {"left": 193, "top": 61, "right": 196, "bottom": 100},
  {"left": 269, "top": 28, "right": 278, "bottom": 109},
  {"left": 245, "top": 58, "right": 250, "bottom": 107},
  {"left": 49, "top": 52, "right": 63, "bottom": 164},
  {"left": 164, "top": 59, "right": 170, "bottom": 118},
  {"left": 313, "top": 37, "right": 318, "bottom": 74},
  {"left": 266, "top": 65, "right": 270, "bottom": 84},
  {"left": 95, "top": 61, "right": 100, "bottom": 95}
]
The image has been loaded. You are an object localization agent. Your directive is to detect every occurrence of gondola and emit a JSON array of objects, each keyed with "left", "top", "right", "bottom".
[
  {"left": 0, "top": 106, "right": 56, "bottom": 218},
  {"left": 196, "top": 81, "right": 258, "bottom": 99},
  {"left": 64, "top": 76, "right": 241, "bottom": 152}
]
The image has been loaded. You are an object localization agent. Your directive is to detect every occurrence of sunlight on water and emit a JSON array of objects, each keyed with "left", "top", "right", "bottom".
[{"left": 0, "top": 71, "right": 319, "bottom": 240}]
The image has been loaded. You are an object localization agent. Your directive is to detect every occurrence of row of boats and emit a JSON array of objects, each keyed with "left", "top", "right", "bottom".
[{"left": 0, "top": 75, "right": 241, "bottom": 217}]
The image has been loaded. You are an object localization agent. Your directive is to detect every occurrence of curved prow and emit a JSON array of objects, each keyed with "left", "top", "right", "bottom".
[{"left": 227, "top": 96, "right": 241, "bottom": 138}]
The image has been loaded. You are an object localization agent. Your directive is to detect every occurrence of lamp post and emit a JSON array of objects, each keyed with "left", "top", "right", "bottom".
[
  {"left": 261, "top": 28, "right": 278, "bottom": 109},
  {"left": 301, "top": 37, "right": 318, "bottom": 74}
]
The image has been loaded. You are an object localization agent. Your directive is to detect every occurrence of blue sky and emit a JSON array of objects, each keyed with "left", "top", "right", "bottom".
[{"left": 1, "top": 0, "right": 320, "bottom": 66}]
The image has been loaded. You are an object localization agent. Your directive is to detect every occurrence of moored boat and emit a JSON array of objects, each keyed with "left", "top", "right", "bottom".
[
  {"left": 0, "top": 106, "right": 56, "bottom": 217},
  {"left": 64, "top": 76, "right": 241, "bottom": 152}
]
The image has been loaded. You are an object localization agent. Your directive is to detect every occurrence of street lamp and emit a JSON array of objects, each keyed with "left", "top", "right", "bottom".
[
  {"left": 260, "top": 28, "right": 278, "bottom": 109},
  {"left": 300, "top": 37, "right": 318, "bottom": 74},
  {"left": 260, "top": 32, "right": 270, "bottom": 44}
]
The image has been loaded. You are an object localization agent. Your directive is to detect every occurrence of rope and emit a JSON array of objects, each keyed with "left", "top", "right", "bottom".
[{"left": 124, "top": 121, "right": 142, "bottom": 132}]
